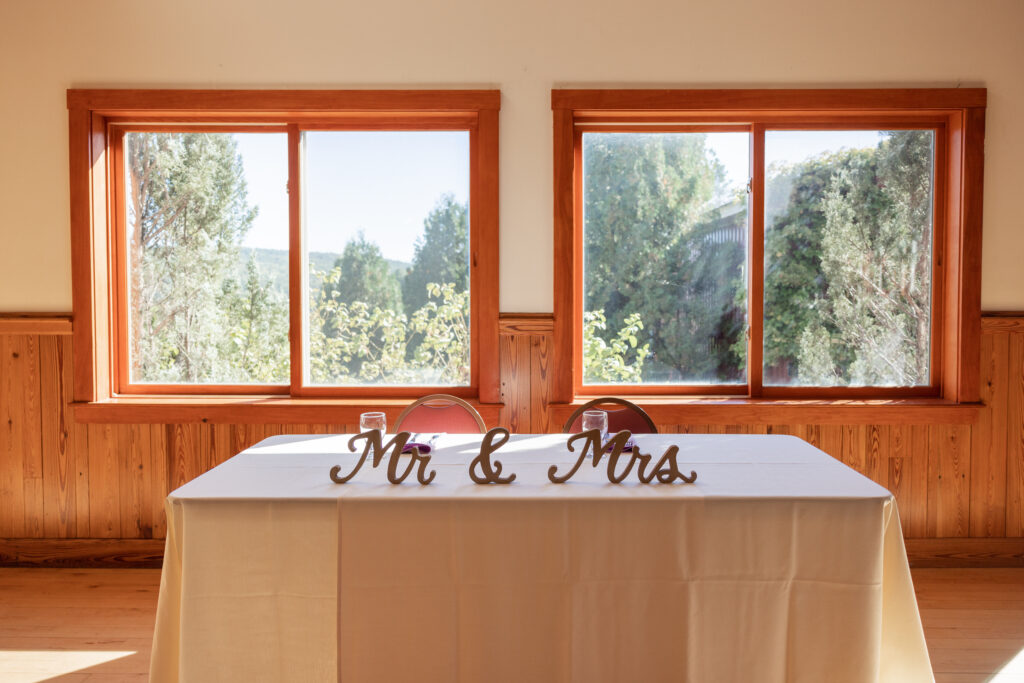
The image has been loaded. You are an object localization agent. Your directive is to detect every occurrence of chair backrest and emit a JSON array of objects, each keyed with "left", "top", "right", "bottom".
[
  {"left": 562, "top": 397, "right": 658, "bottom": 434},
  {"left": 394, "top": 394, "right": 487, "bottom": 434}
]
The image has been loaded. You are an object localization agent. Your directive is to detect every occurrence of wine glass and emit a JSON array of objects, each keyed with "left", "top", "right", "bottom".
[
  {"left": 581, "top": 410, "right": 608, "bottom": 443},
  {"left": 359, "top": 412, "right": 386, "bottom": 436}
]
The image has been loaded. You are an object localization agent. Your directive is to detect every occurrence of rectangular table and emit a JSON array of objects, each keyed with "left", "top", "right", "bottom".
[{"left": 150, "top": 433, "right": 932, "bottom": 682}]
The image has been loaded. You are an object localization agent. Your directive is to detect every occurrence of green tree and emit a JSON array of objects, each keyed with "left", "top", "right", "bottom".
[
  {"left": 809, "top": 131, "right": 934, "bottom": 385},
  {"left": 765, "top": 131, "right": 934, "bottom": 386},
  {"left": 308, "top": 275, "right": 470, "bottom": 385},
  {"left": 402, "top": 194, "right": 468, "bottom": 317},
  {"left": 220, "top": 257, "right": 289, "bottom": 382},
  {"left": 583, "top": 311, "right": 649, "bottom": 383},
  {"left": 126, "top": 132, "right": 269, "bottom": 383},
  {"left": 582, "top": 132, "right": 745, "bottom": 383},
  {"left": 321, "top": 234, "right": 402, "bottom": 315},
  {"left": 763, "top": 153, "right": 859, "bottom": 377},
  {"left": 410, "top": 282, "right": 471, "bottom": 385},
  {"left": 309, "top": 288, "right": 412, "bottom": 384},
  {"left": 307, "top": 194, "right": 472, "bottom": 385}
]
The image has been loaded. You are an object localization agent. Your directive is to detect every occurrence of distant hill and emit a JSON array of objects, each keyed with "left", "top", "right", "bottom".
[{"left": 237, "top": 247, "right": 410, "bottom": 295}]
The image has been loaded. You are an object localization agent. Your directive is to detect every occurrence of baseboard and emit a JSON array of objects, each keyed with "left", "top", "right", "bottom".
[
  {"left": 906, "top": 538, "right": 1024, "bottom": 568},
  {"left": 0, "top": 538, "right": 165, "bottom": 568},
  {"left": 4, "top": 537, "right": 1023, "bottom": 570}
]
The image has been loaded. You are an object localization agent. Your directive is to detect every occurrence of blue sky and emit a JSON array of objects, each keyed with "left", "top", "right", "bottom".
[
  {"left": 233, "top": 129, "right": 885, "bottom": 258},
  {"left": 233, "top": 131, "right": 469, "bottom": 263}
]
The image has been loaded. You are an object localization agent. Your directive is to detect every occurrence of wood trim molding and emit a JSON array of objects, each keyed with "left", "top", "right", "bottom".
[
  {"left": 981, "top": 314, "right": 1024, "bottom": 331},
  {"left": 68, "top": 89, "right": 501, "bottom": 113},
  {"left": 475, "top": 108, "right": 501, "bottom": 403},
  {"left": 552, "top": 88, "right": 987, "bottom": 111},
  {"left": 68, "top": 88, "right": 501, "bottom": 405},
  {"left": 0, "top": 314, "right": 72, "bottom": 335},
  {"left": 0, "top": 538, "right": 165, "bottom": 568},
  {"left": 552, "top": 107, "right": 575, "bottom": 403},
  {"left": 551, "top": 88, "right": 986, "bottom": 407},
  {"left": 549, "top": 399, "right": 979, "bottom": 425},
  {"left": 72, "top": 397, "right": 504, "bottom": 425},
  {"left": 499, "top": 314, "right": 554, "bottom": 335},
  {"left": 950, "top": 106, "right": 986, "bottom": 402},
  {"left": 906, "top": 538, "right": 1024, "bottom": 568}
]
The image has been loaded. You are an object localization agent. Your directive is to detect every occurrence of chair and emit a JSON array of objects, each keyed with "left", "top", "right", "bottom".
[
  {"left": 394, "top": 393, "right": 487, "bottom": 434},
  {"left": 562, "top": 397, "right": 658, "bottom": 434}
]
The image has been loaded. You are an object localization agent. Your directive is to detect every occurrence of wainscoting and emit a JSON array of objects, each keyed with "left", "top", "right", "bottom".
[{"left": 2, "top": 314, "right": 1023, "bottom": 566}]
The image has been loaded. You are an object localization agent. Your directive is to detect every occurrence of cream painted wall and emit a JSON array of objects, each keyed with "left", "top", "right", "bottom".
[{"left": 0, "top": 0, "right": 1021, "bottom": 312}]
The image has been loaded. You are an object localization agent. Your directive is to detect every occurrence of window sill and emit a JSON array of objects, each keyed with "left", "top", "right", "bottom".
[
  {"left": 71, "top": 396, "right": 505, "bottom": 425},
  {"left": 550, "top": 397, "right": 980, "bottom": 426}
]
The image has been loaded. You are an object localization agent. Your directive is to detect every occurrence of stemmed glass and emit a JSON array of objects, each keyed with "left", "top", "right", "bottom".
[
  {"left": 581, "top": 410, "right": 608, "bottom": 443},
  {"left": 359, "top": 411, "right": 386, "bottom": 436}
]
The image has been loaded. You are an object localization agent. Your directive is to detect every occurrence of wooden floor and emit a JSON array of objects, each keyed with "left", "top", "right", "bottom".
[{"left": 1, "top": 568, "right": 1023, "bottom": 681}]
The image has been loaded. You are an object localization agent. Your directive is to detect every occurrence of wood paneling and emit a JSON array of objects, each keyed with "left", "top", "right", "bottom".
[
  {"left": 39, "top": 336, "right": 75, "bottom": 538},
  {"left": 1, "top": 313, "right": 1023, "bottom": 566},
  {"left": 1007, "top": 330, "right": 1024, "bottom": 536}
]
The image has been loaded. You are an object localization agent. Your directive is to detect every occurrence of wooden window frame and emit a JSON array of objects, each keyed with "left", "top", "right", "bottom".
[
  {"left": 552, "top": 88, "right": 986, "bottom": 408},
  {"left": 68, "top": 89, "right": 501, "bottom": 419}
]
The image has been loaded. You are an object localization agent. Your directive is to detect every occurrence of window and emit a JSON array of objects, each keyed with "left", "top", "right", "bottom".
[
  {"left": 552, "top": 89, "right": 985, "bottom": 405},
  {"left": 68, "top": 90, "right": 500, "bottom": 410}
]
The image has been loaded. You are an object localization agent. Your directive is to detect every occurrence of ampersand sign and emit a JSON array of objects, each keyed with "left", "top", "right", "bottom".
[{"left": 468, "top": 427, "right": 516, "bottom": 484}]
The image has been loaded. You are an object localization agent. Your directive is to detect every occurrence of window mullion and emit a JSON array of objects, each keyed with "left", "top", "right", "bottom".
[
  {"left": 287, "top": 123, "right": 304, "bottom": 394},
  {"left": 748, "top": 124, "right": 766, "bottom": 397}
]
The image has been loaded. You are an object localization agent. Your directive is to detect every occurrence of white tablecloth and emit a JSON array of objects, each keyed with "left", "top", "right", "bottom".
[{"left": 150, "top": 433, "right": 932, "bottom": 682}]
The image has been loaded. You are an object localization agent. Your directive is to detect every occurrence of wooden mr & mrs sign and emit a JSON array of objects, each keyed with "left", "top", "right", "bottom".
[{"left": 329, "top": 428, "right": 698, "bottom": 485}]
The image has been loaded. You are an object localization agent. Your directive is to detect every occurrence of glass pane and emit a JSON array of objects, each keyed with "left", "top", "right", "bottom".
[
  {"left": 582, "top": 132, "right": 749, "bottom": 385},
  {"left": 303, "top": 131, "right": 470, "bottom": 386},
  {"left": 763, "top": 130, "right": 935, "bottom": 387},
  {"left": 125, "top": 132, "right": 289, "bottom": 384}
]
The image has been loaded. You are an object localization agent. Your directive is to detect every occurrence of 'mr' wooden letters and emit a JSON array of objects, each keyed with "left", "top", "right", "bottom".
[{"left": 329, "top": 431, "right": 436, "bottom": 485}]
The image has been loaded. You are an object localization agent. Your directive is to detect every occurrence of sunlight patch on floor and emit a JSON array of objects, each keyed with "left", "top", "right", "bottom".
[
  {"left": 992, "top": 646, "right": 1024, "bottom": 682},
  {"left": 0, "top": 650, "right": 136, "bottom": 682}
]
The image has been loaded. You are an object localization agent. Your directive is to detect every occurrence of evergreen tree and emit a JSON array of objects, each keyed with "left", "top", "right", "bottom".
[
  {"left": 765, "top": 131, "right": 934, "bottom": 386},
  {"left": 220, "top": 256, "right": 289, "bottom": 382},
  {"left": 126, "top": 132, "right": 287, "bottom": 383},
  {"left": 810, "top": 131, "right": 934, "bottom": 385},
  {"left": 322, "top": 234, "right": 402, "bottom": 314},
  {"left": 581, "top": 132, "right": 745, "bottom": 383},
  {"left": 402, "top": 194, "right": 468, "bottom": 317},
  {"left": 310, "top": 233, "right": 405, "bottom": 380},
  {"left": 763, "top": 153, "right": 859, "bottom": 379}
]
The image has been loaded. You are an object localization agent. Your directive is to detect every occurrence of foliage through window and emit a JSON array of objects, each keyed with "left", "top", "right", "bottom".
[
  {"left": 120, "top": 130, "right": 472, "bottom": 390},
  {"left": 582, "top": 131, "right": 748, "bottom": 385},
  {"left": 303, "top": 131, "right": 470, "bottom": 387},
  {"left": 580, "top": 128, "right": 935, "bottom": 389},
  {"left": 763, "top": 130, "right": 934, "bottom": 387},
  {"left": 124, "top": 132, "right": 289, "bottom": 385}
]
